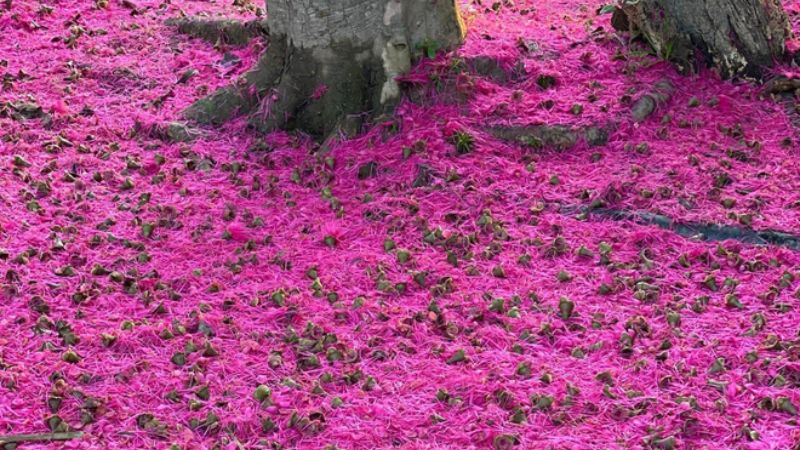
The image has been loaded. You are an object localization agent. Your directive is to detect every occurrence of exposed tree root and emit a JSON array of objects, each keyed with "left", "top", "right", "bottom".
[
  {"left": 763, "top": 77, "right": 800, "bottom": 95},
  {"left": 761, "top": 77, "right": 800, "bottom": 131},
  {"left": 319, "top": 114, "right": 365, "bottom": 153},
  {"left": 487, "top": 124, "right": 613, "bottom": 150},
  {"left": 462, "top": 56, "right": 526, "bottom": 83},
  {"left": 0, "top": 432, "right": 84, "bottom": 446},
  {"left": 167, "top": 17, "right": 267, "bottom": 46},
  {"left": 631, "top": 80, "right": 675, "bottom": 122},
  {"left": 479, "top": 77, "right": 676, "bottom": 150},
  {"left": 133, "top": 120, "right": 202, "bottom": 143},
  {"left": 576, "top": 207, "right": 800, "bottom": 250},
  {"left": 183, "top": 36, "right": 287, "bottom": 126}
]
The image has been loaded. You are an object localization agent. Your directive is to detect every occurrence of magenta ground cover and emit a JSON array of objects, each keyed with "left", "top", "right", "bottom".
[{"left": 1, "top": 0, "right": 800, "bottom": 448}]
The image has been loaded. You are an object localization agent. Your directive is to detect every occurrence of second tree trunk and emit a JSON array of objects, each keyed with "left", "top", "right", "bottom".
[{"left": 618, "top": 0, "right": 789, "bottom": 78}]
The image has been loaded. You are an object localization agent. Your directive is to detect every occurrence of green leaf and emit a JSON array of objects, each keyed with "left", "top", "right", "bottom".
[
  {"left": 598, "top": 4, "right": 617, "bottom": 15},
  {"left": 427, "top": 45, "right": 437, "bottom": 59}
]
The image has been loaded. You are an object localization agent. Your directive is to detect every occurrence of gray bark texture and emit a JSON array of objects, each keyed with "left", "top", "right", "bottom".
[
  {"left": 618, "top": 0, "right": 790, "bottom": 79},
  {"left": 184, "top": 0, "right": 464, "bottom": 138}
]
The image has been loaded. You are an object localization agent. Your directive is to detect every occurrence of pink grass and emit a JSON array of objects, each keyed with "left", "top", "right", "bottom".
[{"left": 1, "top": 0, "right": 800, "bottom": 449}]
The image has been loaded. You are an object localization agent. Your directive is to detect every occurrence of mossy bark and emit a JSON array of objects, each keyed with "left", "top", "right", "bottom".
[
  {"left": 617, "top": 0, "right": 790, "bottom": 79},
  {"left": 184, "top": 0, "right": 464, "bottom": 138}
]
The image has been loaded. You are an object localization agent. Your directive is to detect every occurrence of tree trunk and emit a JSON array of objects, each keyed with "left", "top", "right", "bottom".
[
  {"left": 617, "top": 0, "right": 790, "bottom": 79},
  {"left": 185, "top": 0, "right": 464, "bottom": 138}
]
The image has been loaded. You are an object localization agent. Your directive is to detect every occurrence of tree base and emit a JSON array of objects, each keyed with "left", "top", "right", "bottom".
[
  {"left": 184, "top": 37, "right": 386, "bottom": 139},
  {"left": 182, "top": 1, "right": 464, "bottom": 139},
  {"left": 247, "top": 40, "right": 387, "bottom": 138},
  {"left": 183, "top": 35, "right": 287, "bottom": 126}
]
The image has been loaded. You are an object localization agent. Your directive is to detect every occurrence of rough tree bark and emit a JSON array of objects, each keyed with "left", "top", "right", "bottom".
[
  {"left": 184, "top": 0, "right": 464, "bottom": 138},
  {"left": 615, "top": 0, "right": 790, "bottom": 79}
]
